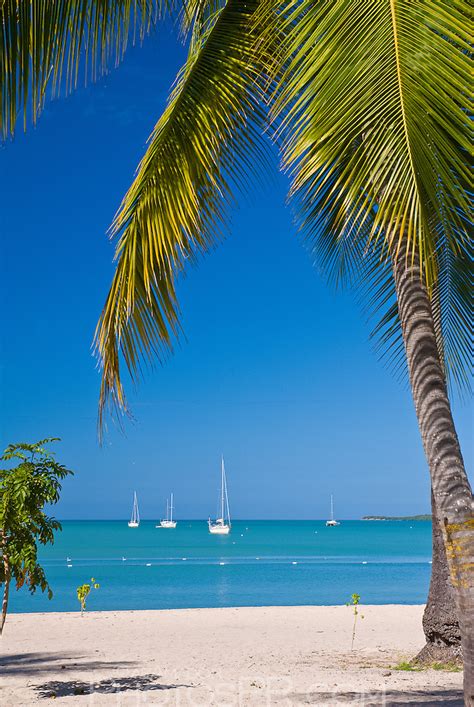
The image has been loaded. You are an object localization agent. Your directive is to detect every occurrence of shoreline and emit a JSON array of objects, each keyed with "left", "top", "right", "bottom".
[
  {"left": 1, "top": 605, "right": 463, "bottom": 705},
  {"left": 8, "top": 600, "right": 427, "bottom": 615}
]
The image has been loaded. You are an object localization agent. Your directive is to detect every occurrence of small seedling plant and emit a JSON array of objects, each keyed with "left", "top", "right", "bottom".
[
  {"left": 347, "top": 593, "right": 363, "bottom": 650},
  {"left": 77, "top": 578, "right": 100, "bottom": 616}
]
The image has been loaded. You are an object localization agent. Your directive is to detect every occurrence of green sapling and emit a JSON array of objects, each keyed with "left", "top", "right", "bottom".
[
  {"left": 77, "top": 578, "right": 100, "bottom": 616},
  {"left": 347, "top": 592, "right": 364, "bottom": 650}
]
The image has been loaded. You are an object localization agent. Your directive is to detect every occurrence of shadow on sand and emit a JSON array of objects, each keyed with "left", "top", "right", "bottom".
[
  {"left": 0, "top": 651, "right": 135, "bottom": 676},
  {"left": 288, "top": 688, "right": 464, "bottom": 706},
  {"left": 35, "top": 674, "right": 194, "bottom": 699}
]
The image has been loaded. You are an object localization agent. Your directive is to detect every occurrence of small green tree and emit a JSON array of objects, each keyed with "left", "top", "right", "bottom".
[
  {"left": 0, "top": 438, "right": 73, "bottom": 634},
  {"left": 77, "top": 578, "right": 100, "bottom": 616},
  {"left": 347, "top": 593, "right": 364, "bottom": 650}
]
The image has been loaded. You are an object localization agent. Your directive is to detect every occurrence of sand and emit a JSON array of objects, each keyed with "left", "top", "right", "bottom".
[{"left": 0, "top": 606, "right": 463, "bottom": 705}]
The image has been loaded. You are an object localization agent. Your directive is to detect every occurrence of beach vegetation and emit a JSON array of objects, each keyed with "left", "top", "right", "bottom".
[
  {"left": 0, "top": 1, "right": 472, "bottom": 699},
  {"left": 0, "top": 439, "right": 73, "bottom": 634},
  {"left": 393, "top": 661, "right": 420, "bottom": 672},
  {"left": 393, "top": 659, "right": 461, "bottom": 673},
  {"left": 431, "top": 662, "right": 462, "bottom": 673},
  {"left": 347, "top": 593, "right": 363, "bottom": 650},
  {"left": 77, "top": 578, "right": 100, "bottom": 616}
]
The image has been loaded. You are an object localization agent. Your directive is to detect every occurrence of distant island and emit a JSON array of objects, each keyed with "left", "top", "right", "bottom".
[{"left": 362, "top": 514, "right": 431, "bottom": 521}]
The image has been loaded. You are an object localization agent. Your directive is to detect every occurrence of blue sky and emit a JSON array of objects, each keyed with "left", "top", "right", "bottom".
[{"left": 0, "top": 25, "right": 472, "bottom": 520}]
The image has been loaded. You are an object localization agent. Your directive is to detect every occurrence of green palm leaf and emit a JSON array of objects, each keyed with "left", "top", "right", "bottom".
[
  {"left": 94, "top": 0, "right": 270, "bottom": 433},
  {"left": 0, "top": 0, "right": 171, "bottom": 139},
  {"left": 256, "top": 0, "right": 471, "bottom": 389},
  {"left": 260, "top": 0, "right": 470, "bottom": 276},
  {"left": 180, "top": 0, "right": 225, "bottom": 40}
]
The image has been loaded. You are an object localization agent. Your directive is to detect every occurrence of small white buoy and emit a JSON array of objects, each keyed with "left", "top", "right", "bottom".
[
  {"left": 256, "top": 557, "right": 260, "bottom": 560},
  {"left": 182, "top": 558, "right": 187, "bottom": 561},
  {"left": 240, "top": 534, "right": 244, "bottom": 537},
  {"left": 219, "top": 562, "right": 225, "bottom": 566},
  {"left": 362, "top": 561, "right": 367, "bottom": 565},
  {"left": 67, "top": 564, "right": 72, "bottom": 568},
  {"left": 292, "top": 561, "right": 297, "bottom": 565},
  {"left": 146, "top": 563, "right": 151, "bottom": 567},
  {"left": 122, "top": 557, "right": 127, "bottom": 561}
]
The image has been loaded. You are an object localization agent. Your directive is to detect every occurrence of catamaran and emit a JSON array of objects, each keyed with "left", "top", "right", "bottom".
[
  {"left": 208, "top": 457, "right": 231, "bottom": 535},
  {"left": 128, "top": 491, "right": 140, "bottom": 528},
  {"left": 326, "top": 494, "right": 340, "bottom": 526},
  {"left": 157, "top": 493, "right": 177, "bottom": 529}
]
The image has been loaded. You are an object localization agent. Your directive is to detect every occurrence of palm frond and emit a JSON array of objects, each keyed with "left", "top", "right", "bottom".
[
  {"left": 94, "top": 0, "right": 269, "bottom": 434},
  {"left": 255, "top": 0, "right": 472, "bottom": 390},
  {"left": 179, "top": 0, "right": 224, "bottom": 40},
  {"left": 307, "top": 205, "right": 472, "bottom": 396},
  {"left": 432, "top": 229, "right": 473, "bottom": 395},
  {"left": 259, "top": 0, "right": 470, "bottom": 281},
  {"left": 0, "top": 0, "right": 173, "bottom": 139}
]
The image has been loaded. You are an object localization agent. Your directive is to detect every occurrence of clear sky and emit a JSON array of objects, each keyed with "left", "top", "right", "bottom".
[{"left": 0, "top": 24, "right": 472, "bottom": 520}]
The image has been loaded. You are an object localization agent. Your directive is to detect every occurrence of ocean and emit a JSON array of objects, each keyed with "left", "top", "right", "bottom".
[{"left": 10, "top": 520, "right": 433, "bottom": 613}]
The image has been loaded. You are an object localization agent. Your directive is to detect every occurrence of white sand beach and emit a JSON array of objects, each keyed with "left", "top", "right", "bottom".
[{"left": 0, "top": 605, "right": 463, "bottom": 705}]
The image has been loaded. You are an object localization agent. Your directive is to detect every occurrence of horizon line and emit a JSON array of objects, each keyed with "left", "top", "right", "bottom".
[{"left": 55, "top": 516, "right": 431, "bottom": 522}]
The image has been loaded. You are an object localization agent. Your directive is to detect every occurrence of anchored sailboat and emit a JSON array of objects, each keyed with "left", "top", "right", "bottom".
[
  {"left": 208, "top": 457, "right": 231, "bottom": 535},
  {"left": 157, "top": 493, "right": 177, "bottom": 529},
  {"left": 326, "top": 494, "right": 340, "bottom": 526},
  {"left": 128, "top": 491, "right": 140, "bottom": 528}
]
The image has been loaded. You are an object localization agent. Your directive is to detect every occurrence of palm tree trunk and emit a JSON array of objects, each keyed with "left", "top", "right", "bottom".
[
  {"left": 0, "top": 532, "right": 10, "bottom": 635},
  {"left": 392, "top": 247, "right": 474, "bottom": 703},
  {"left": 415, "top": 489, "right": 461, "bottom": 666}
]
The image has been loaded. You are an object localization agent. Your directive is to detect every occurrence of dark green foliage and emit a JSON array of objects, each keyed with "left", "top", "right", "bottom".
[{"left": 0, "top": 439, "right": 73, "bottom": 607}]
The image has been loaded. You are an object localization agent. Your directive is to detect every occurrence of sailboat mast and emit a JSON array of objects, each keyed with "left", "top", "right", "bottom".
[
  {"left": 170, "top": 493, "right": 173, "bottom": 522},
  {"left": 135, "top": 492, "right": 140, "bottom": 523},
  {"left": 224, "top": 464, "right": 231, "bottom": 526},
  {"left": 330, "top": 494, "right": 334, "bottom": 520},
  {"left": 221, "top": 457, "right": 225, "bottom": 520}
]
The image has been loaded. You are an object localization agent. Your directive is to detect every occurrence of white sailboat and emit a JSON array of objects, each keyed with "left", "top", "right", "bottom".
[
  {"left": 157, "top": 493, "right": 177, "bottom": 529},
  {"left": 128, "top": 491, "right": 140, "bottom": 528},
  {"left": 208, "top": 457, "right": 231, "bottom": 535},
  {"left": 326, "top": 494, "right": 340, "bottom": 526}
]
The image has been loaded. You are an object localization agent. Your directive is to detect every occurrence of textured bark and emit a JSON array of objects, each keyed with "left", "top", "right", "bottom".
[
  {"left": 393, "top": 247, "right": 474, "bottom": 704},
  {"left": 415, "top": 490, "right": 461, "bottom": 666},
  {"left": 0, "top": 531, "right": 10, "bottom": 636}
]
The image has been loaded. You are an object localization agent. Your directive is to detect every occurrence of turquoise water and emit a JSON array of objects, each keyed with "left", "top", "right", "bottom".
[{"left": 10, "top": 520, "right": 433, "bottom": 613}]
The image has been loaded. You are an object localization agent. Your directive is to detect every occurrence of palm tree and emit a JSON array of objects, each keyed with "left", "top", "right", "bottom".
[
  {"left": 1, "top": 0, "right": 472, "bottom": 699},
  {"left": 100, "top": 7, "right": 472, "bottom": 696}
]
